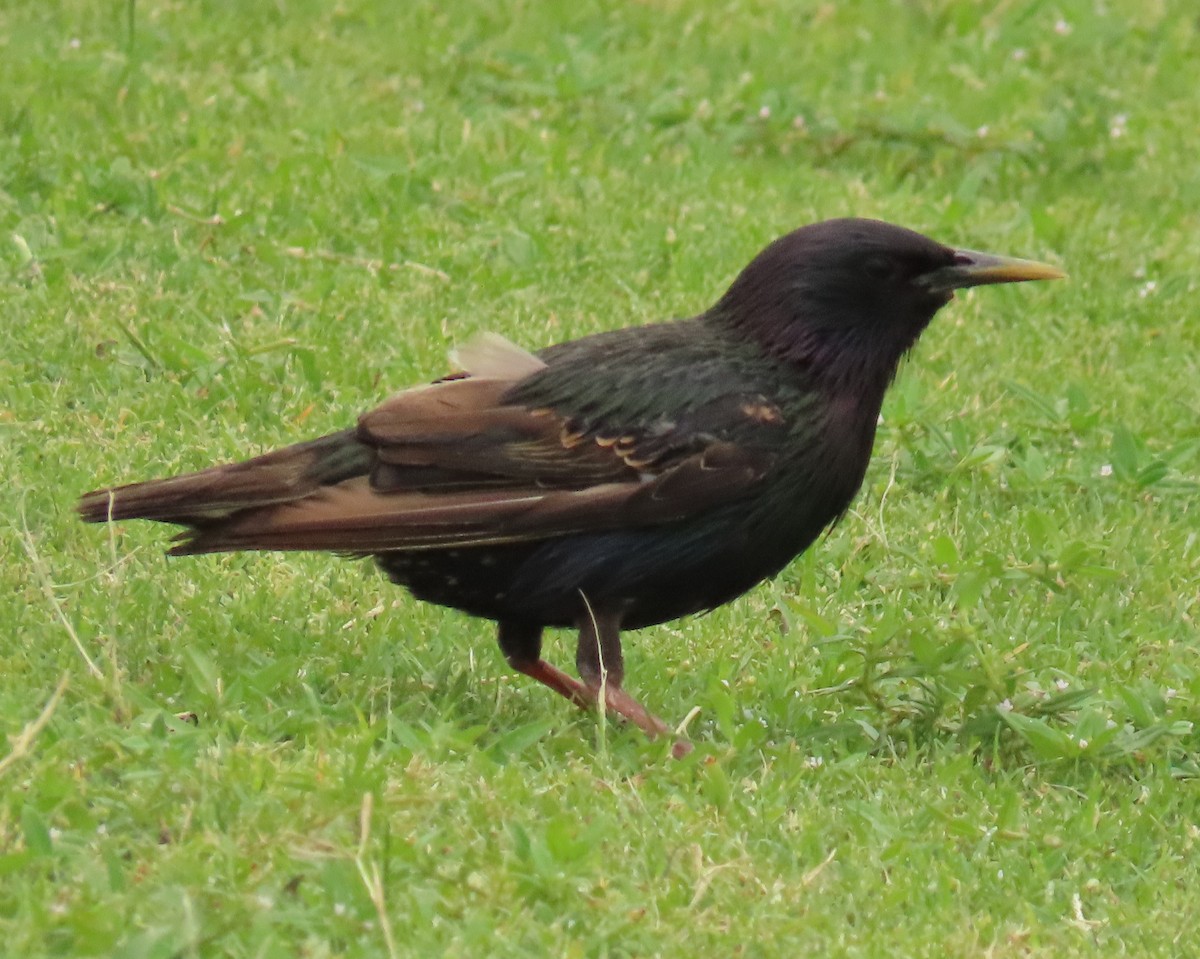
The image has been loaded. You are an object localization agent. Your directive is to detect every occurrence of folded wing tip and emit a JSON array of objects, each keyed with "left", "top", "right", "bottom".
[{"left": 449, "top": 332, "right": 546, "bottom": 381}]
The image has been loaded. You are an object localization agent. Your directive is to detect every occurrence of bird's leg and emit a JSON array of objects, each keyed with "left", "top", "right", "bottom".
[
  {"left": 497, "top": 619, "right": 593, "bottom": 710},
  {"left": 575, "top": 604, "right": 685, "bottom": 750},
  {"left": 498, "top": 616, "right": 691, "bottom": 756}
]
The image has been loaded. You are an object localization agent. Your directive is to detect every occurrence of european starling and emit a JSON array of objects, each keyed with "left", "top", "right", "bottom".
[{"left": 79, "top": 218, "right": 1063, "bottom": 753}]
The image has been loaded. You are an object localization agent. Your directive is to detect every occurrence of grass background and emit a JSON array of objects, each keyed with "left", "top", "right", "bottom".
[{"left": 2, "top": 0, "right": 1198, "bottom": 955}]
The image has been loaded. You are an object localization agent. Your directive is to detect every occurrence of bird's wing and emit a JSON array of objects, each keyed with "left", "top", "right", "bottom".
[{"left": 175, "top": 333, "right": 785, "bottom": 555}]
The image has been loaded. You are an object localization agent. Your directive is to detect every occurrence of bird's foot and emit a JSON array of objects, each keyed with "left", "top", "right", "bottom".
[
  {"left": 507, "top": 657, "right": 692, "bottom": 756},
  {"left": 510, "top": 658, "right": 595, "bottom": 711},
  {"left": 594, "top": 682, "right": 692, "bottom": 758}
]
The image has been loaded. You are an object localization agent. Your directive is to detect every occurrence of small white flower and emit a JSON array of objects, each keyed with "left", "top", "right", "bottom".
[
  {"left": 1078, "top": 738, "right": 1089, "bottom": 749},
  {"left": 998, "top": 699, "right": 1013, "bottom": 713},
  {"left": 1012, "top": 48, "right": 1028, "bottom": 61},
  {"left": 1054, "top": 19, "right": 1072, "bottom": 35},
  {"left": 758, "top": 105, "right": 771, "bottom": 120},
  {"left": 1099, "top": 464, "right": 1113, "bottom": 477}
]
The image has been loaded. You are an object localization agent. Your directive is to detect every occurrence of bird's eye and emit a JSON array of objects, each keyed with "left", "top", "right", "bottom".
[{"left": 862, "top": 255, "right": 900, "bottom": 282}]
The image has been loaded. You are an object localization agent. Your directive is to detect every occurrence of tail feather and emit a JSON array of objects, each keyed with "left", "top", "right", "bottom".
[{"left": 77, "top": 429, "right": 372, "bottom": 528}]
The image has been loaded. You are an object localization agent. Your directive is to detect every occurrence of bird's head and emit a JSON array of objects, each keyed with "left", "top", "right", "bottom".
[{"left": 712, "top": 218, "right": 1064, "bottom": 393}]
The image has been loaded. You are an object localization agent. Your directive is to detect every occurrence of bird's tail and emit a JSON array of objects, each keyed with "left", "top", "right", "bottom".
[{"left": 77, "top": 429, "right": 374, "bottom": 554}]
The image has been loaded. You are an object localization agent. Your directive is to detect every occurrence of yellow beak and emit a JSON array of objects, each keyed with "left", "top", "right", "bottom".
[{"left": 920, "top": 249, "right": 1067, "bottom": 293}]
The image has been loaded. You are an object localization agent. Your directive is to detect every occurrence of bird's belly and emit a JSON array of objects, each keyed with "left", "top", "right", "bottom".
[
  {"left": 377, "top": 485, "right": 846, "bottom": 631},
  {"left": 376, "top": 545, "right": 545, "bottom": 622},
  {"left": 379, "top": 537, "right": 768, "bottom": 629}
]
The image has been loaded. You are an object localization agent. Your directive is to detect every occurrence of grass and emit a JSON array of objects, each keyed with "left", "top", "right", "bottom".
[{"left": 2, "top": 0, "right": 1198, "bottom": 954}]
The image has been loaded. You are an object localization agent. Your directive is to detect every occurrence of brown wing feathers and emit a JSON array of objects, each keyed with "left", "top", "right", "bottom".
[
  {"left": 76, "top": 334, "right": 545, "bottom": 532},
  {"left": 78, "top": 334, "right": 774, "bottom": 557},
  {"left": 361, "top": 383, "right": 638, "bottom": 487},
  {"left": 174, "top": 441, "right": 770, "bottom": 556},
  {"left": 75, "top": 429, "right": 371, "bottom": 526}
]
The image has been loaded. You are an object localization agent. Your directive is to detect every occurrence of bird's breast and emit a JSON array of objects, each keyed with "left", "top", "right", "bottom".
[{"left": 807, "top": 388, "right": 881, "bottom": 499}]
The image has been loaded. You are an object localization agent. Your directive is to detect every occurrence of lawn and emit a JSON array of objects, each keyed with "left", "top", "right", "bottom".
[{"left": 2, "top": 0, "right": 1198, "bottom": 955}]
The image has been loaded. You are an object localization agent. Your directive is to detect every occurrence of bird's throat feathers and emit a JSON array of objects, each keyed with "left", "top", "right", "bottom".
[{"left": 709, "top": 291, "right": 931, "bottom": 401}]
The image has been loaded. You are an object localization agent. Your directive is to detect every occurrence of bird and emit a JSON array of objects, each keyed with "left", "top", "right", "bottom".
[{"left": 78, "top": 218, "right": 1063, "bottom": 754}]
